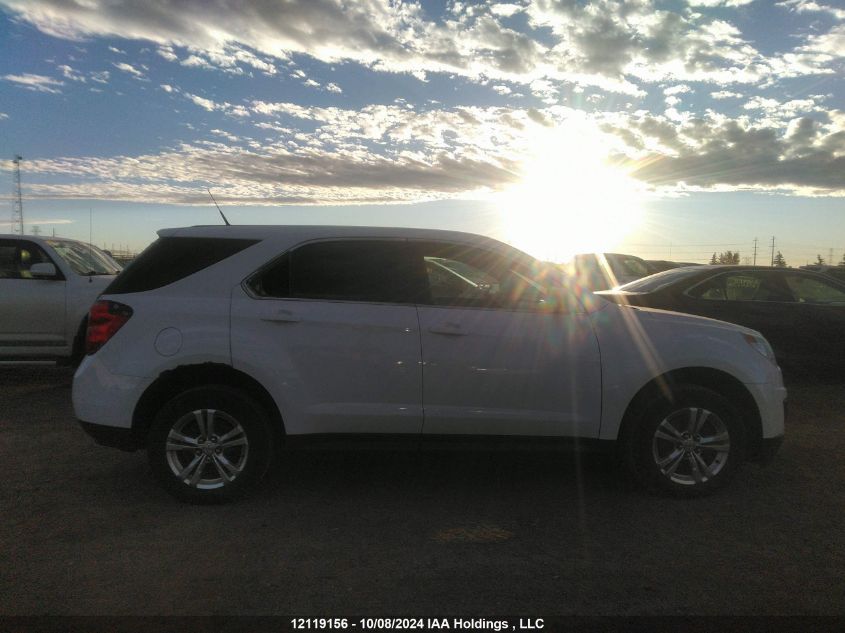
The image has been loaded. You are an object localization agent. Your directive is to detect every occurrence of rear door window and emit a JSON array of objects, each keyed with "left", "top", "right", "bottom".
[
  {"left": 250, "top": 240, "right": 425, "bottom": 304},
  {"left": 105, "top": 237, "right": 258, "bottom": 294},
  {"left": 688, "top": 272, "right": 795, "bottom": 302}
]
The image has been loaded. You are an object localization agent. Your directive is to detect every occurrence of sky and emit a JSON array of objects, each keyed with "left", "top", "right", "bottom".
[{"left": 0, "top": 0, "right": 843, "bottom": 265}]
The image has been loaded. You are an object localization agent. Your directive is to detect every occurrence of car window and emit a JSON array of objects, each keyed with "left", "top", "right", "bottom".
[
  {"left": 45, "top": 239, "right": 121, "bottom": 276},
  {"left": 0, "top": 245, "right": 16, "bottom": 278},
  {"left": 106, "top": 237, "right": 258, "bottom": 294},
  {"left": 250, "top": 252, "right": 291, "bottom": 298},
  {"left": 0, "top": 240, "right": 56, "bottom": 280},
  {"left": 251, "top": 240, "right": 424, "bottom": 304},
  {"left": 688, "top": 272, "right": 795, "bottom": 302},
  {"left": 784, "top": 275, "right": 845, "bottom": 304},
  {"left": 617, "top": 266, "right": 703, "bottom": 292},
  {"left": 416, "top": 242, "right": 548, "bottom": 311},
  {"left": 609, "top": 255, "right": 650, "bottom": 279}
]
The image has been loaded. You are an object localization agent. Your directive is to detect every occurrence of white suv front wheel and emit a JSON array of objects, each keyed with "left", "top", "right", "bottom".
[
  {"left": 627, "top": 385, "right": 746, "bottom": 496},
  {"left": 148, "top": 386, "right": 273, "bottom": 503}
]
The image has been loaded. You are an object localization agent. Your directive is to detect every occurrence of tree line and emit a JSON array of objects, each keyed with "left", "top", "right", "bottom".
[{"left": 708, "top": 250, "right": 845, "bottom": 267}]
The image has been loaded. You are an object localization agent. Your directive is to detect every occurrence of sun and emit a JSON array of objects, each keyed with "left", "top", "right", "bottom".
[{"left": 495, "top": 117, "right": 645, "bottom": 263}]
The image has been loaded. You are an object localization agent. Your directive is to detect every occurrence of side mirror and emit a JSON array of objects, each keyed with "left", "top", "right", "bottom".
[{"left": 30, "top": 262, "right": 58, "bottom": 278}]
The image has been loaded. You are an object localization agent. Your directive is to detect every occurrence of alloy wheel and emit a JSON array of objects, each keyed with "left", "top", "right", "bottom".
[
  {"left": 164, "top": 408, "right": 250, "bottom": 490},
  {"left": 651, "top": 406, "right": 731, "bottom": 486}
]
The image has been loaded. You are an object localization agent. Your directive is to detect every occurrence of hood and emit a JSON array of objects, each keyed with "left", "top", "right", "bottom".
[{"left": 613, "top": 303, "right": 763, "bottom": 338}]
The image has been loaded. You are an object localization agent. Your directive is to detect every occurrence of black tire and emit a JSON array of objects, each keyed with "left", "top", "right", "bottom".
[
  {"left": 624, "top": 385, "right": 746, "bottom": 497},
  {"left": 147, "top": 385, "right": 273, "bottom": 503}
]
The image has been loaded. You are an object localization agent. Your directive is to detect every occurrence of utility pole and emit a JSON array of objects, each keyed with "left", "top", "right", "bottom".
[
  {"left": 753, "top": 237, "right": 758, "bottom": 266},
  {"left": 12, "top": 155, "right": 23, "bottom": 235},
  {"left": 770, "top": 236, "right": 775, "bottom": 267}
]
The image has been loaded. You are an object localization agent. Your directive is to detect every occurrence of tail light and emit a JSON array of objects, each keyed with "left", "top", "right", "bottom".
[{"left": 86, "top": 300, "right": 133, "bottom": 355}]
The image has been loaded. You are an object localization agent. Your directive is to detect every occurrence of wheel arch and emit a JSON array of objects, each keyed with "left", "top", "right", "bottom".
[
  {"left": 132, "top": 362, "right": 285, "bottom": 447},
  {"left": 617, "top": 367, "right": 763, "bottom": 459}
]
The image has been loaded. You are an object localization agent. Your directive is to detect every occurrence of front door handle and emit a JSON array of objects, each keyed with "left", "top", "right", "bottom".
[
  {"left": 261, "top": 308, "right": 301, "bottom": 323},
  {"left": 428, "top": 322, "right": 466, "bottom": 336}
]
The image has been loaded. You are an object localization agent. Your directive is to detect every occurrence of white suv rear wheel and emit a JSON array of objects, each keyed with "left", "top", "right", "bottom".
[{"left": 148, "top": 386, "right": 272, "bottom": 503}]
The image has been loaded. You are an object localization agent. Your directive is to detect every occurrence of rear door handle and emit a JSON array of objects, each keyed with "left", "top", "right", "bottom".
[
  {"left": 261, "top": 308, "right": 301, "bottom": 323},
  {"left": 428, "top": 322, "right": 466, "bottom": 336}
]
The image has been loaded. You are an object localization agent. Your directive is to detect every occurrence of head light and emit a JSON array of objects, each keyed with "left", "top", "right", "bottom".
[{"left": 743, "top": 332, "right": 777, "bottom": 365}]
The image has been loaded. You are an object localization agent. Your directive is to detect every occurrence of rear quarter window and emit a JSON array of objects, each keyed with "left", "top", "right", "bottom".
[{"left": 105, "top": 237, "right": 258, "bottom": 294}]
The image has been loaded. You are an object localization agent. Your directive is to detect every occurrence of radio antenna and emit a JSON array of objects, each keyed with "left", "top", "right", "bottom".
[{"left": 207, "top": 188, "right": 231, "bottom": 226}]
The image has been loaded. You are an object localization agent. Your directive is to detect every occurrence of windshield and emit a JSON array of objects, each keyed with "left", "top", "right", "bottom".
[
  {"left": 616, "top": 266, "right": 705, "bottom": 292},
  {"left": 46, "top": 239, "right": 122, "bottom": 276},
  {"left": 607, "top": 254, "right": 651, "bottom": 279}
]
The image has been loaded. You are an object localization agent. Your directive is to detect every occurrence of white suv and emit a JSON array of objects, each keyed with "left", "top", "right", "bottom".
[
  {"left": 0, "top": 235, "right": 121, "bottom": 363},
  {"left": 72, "top": 226, "right": 786, "bottom": 502}
]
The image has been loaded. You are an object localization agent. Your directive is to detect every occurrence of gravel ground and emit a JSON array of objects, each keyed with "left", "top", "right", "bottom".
[{"left": 1, "top": 365, "right": 843, "bottom": 616}]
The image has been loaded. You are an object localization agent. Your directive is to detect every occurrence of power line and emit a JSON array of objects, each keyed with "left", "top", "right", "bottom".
[{"left": 625, "top": 242, "right": 748, "bottom": 247}]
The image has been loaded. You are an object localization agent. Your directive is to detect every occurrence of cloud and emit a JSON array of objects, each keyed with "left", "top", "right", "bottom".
[
  {"left": 56, "top": 64, "right": 110, "bottom": 84},
  {"left": 210, "top": 128, "right": 242, "bottom": 142},
  {"left": 711, "top": 89, "right": 743, "bottom": 99},
  {"left": 0, "top": 218, "right": 74, "bottom": 229},
  {"left": 157, "top": 45, "right": 178, "bottom": 62},
  {"left": 799, "top": 24, "right": 845, "bottom": 58},
  {"left": 741, "top": 95, "right": 826, "bottom": 125},
  {"left": 186, "top": 93, "right": 217, "bottom": 111},
  {"left": 155, "top": 82, "right": 249, "bottom": 117},
  {"left": 0, "top": 112, "right": 8, "bottom": 120},
  {"left": 2, "top": 0, "right": 829, "bottom": 95},
  {"left": 57, "top": 64, "right": 86, "bottom": 82},
  {"left": 2, "top": 72, "right": 64, "bottom": 93},
  {"left": 778, "top": 0, "right": 845, "bottom": 20},
  {"left": 490, "top": 4, "right": 524, "bottom": 18},
  {"left": 15, "top": 99, "right": 845, "bottom": 206},
  {"left": 11, "top": 104, "right": 563, "bottom": 205},
  {"left": 601, "top": 109, "right": 845, "bottom": 195},
  {"left": 524, "top": 1, "right": 793, "bottom": 86},
  {"left": 112, "top": 61, "right": 145, "bottom": 77},
  {"left": 18, "top": 145, "right": 522, "bottom": 205},
  {"left": 689, "top": 0, "right": 755, "bottom": 7},
  {"left": 179, "top": 90, "right": 250, "bottom": 117}
]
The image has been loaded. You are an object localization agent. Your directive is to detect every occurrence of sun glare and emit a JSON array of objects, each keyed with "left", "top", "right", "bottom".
[{"left": 496, "top": 119, "right": 645, "bottom": 263}]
